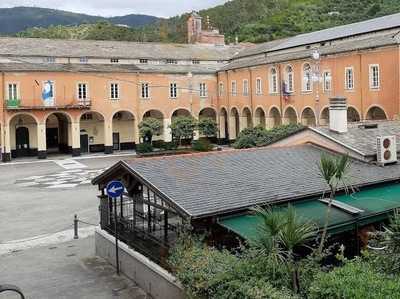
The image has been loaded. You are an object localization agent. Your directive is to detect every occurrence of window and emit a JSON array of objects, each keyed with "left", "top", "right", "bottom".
[
  {"left": 219, "top": 82, "right": 224, "bottom": 97},
  {"left": 286, "top": 65, "right": 294, "bottom": 92},
  {"left": 141, "top": 83, "right": 150, "bottom": 99},
  {"left": 323, "top": 71, "right": 332, "bottom": 92},
  {"left": 269, "top": 68, "right": 278, "bottom": 93},
  {"left": 45, "top": 57, "right": 55, "bottom": 63},
  {"left": 302, "top": 63, "right": 312, "bottom": 92},
  {"left": 110, "top": 58, "right": 119, "bottom": 63},
  {"left": 166, "top": 59, "right": 178, "bottom": 64},
  {"left": 231, "top": 81, "right": 237, "bottom": 96},
  {"left": 369, "top": 64, "right": 380, "bottom": 89},
  {"left": 80, "top": 57, "right": 88, "bottom": 63},
  {"left": 139, "top": 59, "right": 148, "bottom": 64},
  {"left": 243, "top": 79, "right": 249, "bottom": 96},
  {"left": 255, "top": 78, "right": 262, "bottom": 95},
  {"left": 170, "top": 83, "right": 177, "bottom": 98},
  {"left": 199, "top": 83, "right": 207, "bottom": 97},
  {"left": 81, "top": 113, "right": 93, "bottom": 120},
  {"left": 8, "top": 83, "right": 18, "bottom": 100},
  {"left": 192, "top": 60, "right": 200, "bottom": 64},
  {"left": 110, "top": 83, "right": 119, "bottom": 99},
  {"left": 345, "top": 67, "right": 354, "bottom": 90},
  {"left": 77, "top": 83, "right": 88, "bottom": 99}
]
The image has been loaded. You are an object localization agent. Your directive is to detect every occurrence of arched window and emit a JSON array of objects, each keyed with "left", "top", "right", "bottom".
[
  {"left": 269, "top": 68, "right": 278, "bottom": 94},
  {"left": 285, "top": 65, "right": 294, "bottom": 92},
  {"left": 302, "top": 63, "right": 312, "bottom": 92}
]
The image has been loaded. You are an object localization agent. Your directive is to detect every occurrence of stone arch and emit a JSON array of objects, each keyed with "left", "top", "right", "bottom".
[
  {"left": 254, "top": 107, "right": 266, "bottom": 128},
  {"left": 112, "top": 110, "right": 136, "bottom": 151},
  {"left": 171, "top": 108, "right": 192, "bottom": 119},
  {"left": 79, "top": 111, "right": 105, "bottom": 153},
  {"left": 199, "top": 107, "right": 217, "bottom": 121},
  {"left": 242, "top": 107, "right": 252, "bottom": 129},
  {"left": 9, "top": 113, "right": 38, "bottom": 158},
  {"left": 301, "top": 107, "right": 316, "bottom": 126},
  {"left": 230, "top": 107, "right": 240, "bottom": 140},
  {"left": 347, "top": 106, "right": 361, "bottom": 122},
  {"left": 365, "top": 106, "right": 387, "bottom": 121},
  {"left": 45, "top": 111, "right": 73, "bottom": 154},
  {"left": 320, "top": 106, "right": 330, "bottom": 126},
  {"left": 283, "top": 106, "right": 298, "bottom": 125},
  {"left": 268, "top": 106, "right": 281, "bottom": 128}
]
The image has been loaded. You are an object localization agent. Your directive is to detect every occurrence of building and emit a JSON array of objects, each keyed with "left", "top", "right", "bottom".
[{"left": 2, "top": 13, "right": 400, "bottom": 161}]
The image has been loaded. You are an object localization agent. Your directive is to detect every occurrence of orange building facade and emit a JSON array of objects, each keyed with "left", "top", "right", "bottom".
[{"left": 1, "top": 13, "right": 400, "bottom": 161}]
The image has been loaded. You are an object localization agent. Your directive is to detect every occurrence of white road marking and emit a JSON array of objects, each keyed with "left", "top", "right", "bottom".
[
  {"left": 55, "top": 159, "right": 87, "bottom": 170},
  {"left": 0, "top": 226, "right": 96, "bottom": 256}
]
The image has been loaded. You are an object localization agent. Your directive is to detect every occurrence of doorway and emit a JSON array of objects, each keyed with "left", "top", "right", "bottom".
[
  {"left": 80, "top": 131, "right": 89, "bottom": 153},
  {"left": 15, "top": 126, "right": 30, "bottom": 157},
  {"left": 113, "top": 132, "right": 120, "bottom": 151},
  {"left": 46, "top": 127, "right": 59, "bottom": 152}
]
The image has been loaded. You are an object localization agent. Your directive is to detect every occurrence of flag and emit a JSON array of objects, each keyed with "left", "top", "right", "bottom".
[{"left": 42, "top": 80, "right": 55, "bottom": 107}]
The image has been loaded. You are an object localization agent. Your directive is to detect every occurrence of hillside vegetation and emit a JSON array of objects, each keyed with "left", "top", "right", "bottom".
[
  {"left": 14, "top": 0, "right": 400, "bottom": 43},
  {"left": 0, "top": 6, "right": 159, "bottom": 35}
]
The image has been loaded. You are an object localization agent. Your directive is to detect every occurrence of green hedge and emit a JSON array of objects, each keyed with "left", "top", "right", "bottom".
[
  {"left": 136, "top": 143, "right": 153, "bottom": 153},
  {"left": 309, "top": 259, "right": 400, "bottom": 299},
  {"left": 233, "top": 124, "right": 304, "bottom": 149}
]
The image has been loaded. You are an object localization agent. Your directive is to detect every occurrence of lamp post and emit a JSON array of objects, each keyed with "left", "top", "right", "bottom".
[{"left": 312, "top": 49, "right": 321, "bottom": 126}]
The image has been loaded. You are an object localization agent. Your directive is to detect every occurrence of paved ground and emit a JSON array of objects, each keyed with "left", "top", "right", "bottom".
[
  {"left": 0, "top": 153, "right": 150, "bottom": 299},
  {"left": 0, "top": 236, "right": 148, "bottom": 299}
]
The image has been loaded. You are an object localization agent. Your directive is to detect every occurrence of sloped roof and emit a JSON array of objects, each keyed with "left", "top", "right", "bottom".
[
  {"left": 235, "top": 12, "right": 400, "bottom": 59},
  {"left": 0, "top": 37, "right": 241, "bottom": 60},
  {"left": 93, "top": 145, "right": 400, "bottom": 218},
  {"left": 313, "top": 121, "right": 400, "bottom": 157},
  {"left": 222, "top": 32, "right": 399, "bottom": 71}
]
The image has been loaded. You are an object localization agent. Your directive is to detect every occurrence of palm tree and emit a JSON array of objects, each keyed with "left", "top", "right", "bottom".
[
  {"left": 317, "top": 154, "right": 351, "bottom": 254},
  {"left": 252, "top": 205, "right": 317, "bottom": 293}
]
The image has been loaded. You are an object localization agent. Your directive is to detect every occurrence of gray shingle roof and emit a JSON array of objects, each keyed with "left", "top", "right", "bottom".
[
  {"left": 105, "top": 145, "right": 400, "bottom": 218},
  {"left": 222, "top": 32, "right": 399, "bottom": 71},
  {"left": 236, "top": 12, "right": 400, "bottom": 59},
  {"left": 0, "top": 62, "right": 219, "bottom": 74},
  {"left": 0, "top": 37, "right": 241, "bottom": 60},
  {"left": 314, "top": 121, "right": 400, "bottom": 157}
]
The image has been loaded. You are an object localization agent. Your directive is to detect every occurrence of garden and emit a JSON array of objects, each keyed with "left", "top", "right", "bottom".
[{"left": 167, "top": 154, "right": 400, "bottom": 299}]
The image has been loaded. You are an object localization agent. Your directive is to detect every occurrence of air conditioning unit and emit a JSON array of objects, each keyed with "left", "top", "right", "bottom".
[{"left": 377, "top": 136, "right": 397, "bottom": 165}]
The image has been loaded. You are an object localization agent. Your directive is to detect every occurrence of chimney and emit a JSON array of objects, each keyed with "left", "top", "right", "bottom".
[{"left": 329, "top": 97, "right": 348, "bottom": 133}]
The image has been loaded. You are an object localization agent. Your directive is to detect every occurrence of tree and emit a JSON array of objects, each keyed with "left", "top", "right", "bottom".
[
  {"left": 198, "top": 117, "right": 218, "bottom": 138},
  {"left": 169, "top": 116, "right": 197, "bottom": 146},
  {"left": 252, "top": 205, "right": 317, "bottom": 293},
  {"left": 317, "top": 154, "right": 350, "bottom": 254},
  {"left": 138, "top": 117, "right": 162, "bottom": 144}
]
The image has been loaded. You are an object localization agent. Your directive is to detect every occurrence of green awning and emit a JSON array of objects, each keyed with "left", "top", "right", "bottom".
[{"left": 219, "top": 183, "right": 400, "bottom": 241}]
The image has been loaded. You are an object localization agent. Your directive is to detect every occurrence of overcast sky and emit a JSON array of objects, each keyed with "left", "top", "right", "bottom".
[{"left": 0, "top": 0, "right": 230, "bottom": 17}]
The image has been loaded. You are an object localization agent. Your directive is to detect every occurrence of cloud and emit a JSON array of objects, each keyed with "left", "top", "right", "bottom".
[{"left": 0, "top": 0, "right": 229, "bottom": 17}]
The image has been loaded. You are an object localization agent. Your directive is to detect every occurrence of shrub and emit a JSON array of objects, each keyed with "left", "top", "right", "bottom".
[
  {"left": 136, "top": 143, "right": 153, "bottom": 153},
  {"left": 192, "top": 139, "right": 213, "bottom": 152},
  {"left": 198, "top": 117, "right": 218, "bottom": 137},
  {"left": 308, "top": 259, "right": 400, "bottom": 299},
  {"left": 233, "top": 124, "right": 304, "bottom": 149},
  {"left": 170, "top": 116, "right": 197, "bottom": 146},
  {"left": 138, "top": 117, "right": 162, "bottom": 143},
  {"left": 162, "top": 141, "right": 178, "bottom": 151}
]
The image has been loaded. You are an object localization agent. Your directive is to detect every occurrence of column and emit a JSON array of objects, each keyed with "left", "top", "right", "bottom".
[
  {"left": 104, "top": 119, "right": 113, "bottom": 154},
  {"left": 71, "top": 122, "right": 81, "bottom": 157},
  {"left": 1, "top": 124, "right": 11, "bottom": 162},
  {"left": 134, "top": 122, "right": 140, "bottom": 145},
  {"left": 193, "top": 117, "right": 200, "bottom": 141},
  {"left": 163, "top": 118, "right": 172, "bottom": 142},
  {"left": 228, "top": 115, "right": 236, "bottom": 140},
  {"left": 239, "top": 116, "right": 247, "bottom": 132},
  {"left": 219, "top": 114, "right": 226, "bottom": 140},
  {"left": 37, "top": 123, "right": 47, "bottom": 159}
]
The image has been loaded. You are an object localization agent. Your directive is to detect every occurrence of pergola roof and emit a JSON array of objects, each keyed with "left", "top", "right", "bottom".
[{"left": 93, "top": 145, "right": 400, "bottom": 219}]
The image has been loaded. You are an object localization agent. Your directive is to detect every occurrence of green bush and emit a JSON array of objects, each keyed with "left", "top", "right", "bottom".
[
  {"left": 162, "top": 141, "right": 178, "bottom": 151},
  {"left": 309, "top": 259, "right": 400, "bottom": 299},
  {"left": 136, "top": 143, "right": 153, "bottom": 153},
  {"left": 192, "top": 139, "right": 213, "bottom": 152},
  {"left": 233, "top": 124, "right": 304, "bottom": 149}
]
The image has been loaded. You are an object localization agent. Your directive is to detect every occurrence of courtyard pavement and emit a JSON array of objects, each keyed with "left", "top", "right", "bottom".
[{"left": 0, "top": 152, "right": 150, "bottom": 298}]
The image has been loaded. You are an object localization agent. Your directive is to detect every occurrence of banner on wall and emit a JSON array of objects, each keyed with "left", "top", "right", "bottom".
[{"left": 42, "top": 80, "right": 55, "bottom": 107}]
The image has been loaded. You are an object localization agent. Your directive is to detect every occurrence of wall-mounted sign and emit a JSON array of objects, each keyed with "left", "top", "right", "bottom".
[{"left": 42, "top": 80, "right": 55, "bottom": 107}]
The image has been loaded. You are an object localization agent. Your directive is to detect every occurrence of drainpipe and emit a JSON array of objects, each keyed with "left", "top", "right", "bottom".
[
  {"left": 226, "top": 70, "right": 231, "bottom": 143},
  {"left": 278, "top": 64, "right": 284, "bottom": 125},
  {"left": 1, "top": 71, "right": 5, "bottom": 161},
  {"left": 359, "top": 53, "right": 364, "bottom": 120},
  {"left": 248, "top": 67, "right": 254, "bottom": 121}
]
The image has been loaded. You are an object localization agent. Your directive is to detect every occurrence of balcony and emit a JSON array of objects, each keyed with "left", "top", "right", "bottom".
[{"left": 5, "top": 98, "right": 91, "bottom": 110}]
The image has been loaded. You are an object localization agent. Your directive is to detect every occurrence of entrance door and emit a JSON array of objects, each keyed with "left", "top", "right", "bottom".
[
  {"left": 80, "top": 134, "right": 89, "bottom": 153},
  {"left": 16, "top": 127, "right": 30, "bottom": 157},
  {"left": 112, "top": 132, "right": 120, "bottom": 151},
  {"left": 46, "top": 128, "right": 59, "bottom": 150}
]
